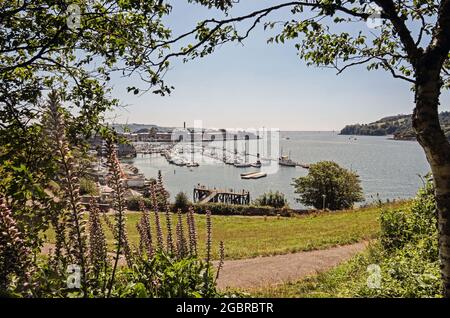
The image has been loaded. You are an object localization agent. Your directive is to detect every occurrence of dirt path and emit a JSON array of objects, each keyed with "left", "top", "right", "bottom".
[
  {"left": 215, "top": 241, "right": 368, "bottom": 290},
  {"left": 42, "top": 241, "right": 368, "bottom": 290}
]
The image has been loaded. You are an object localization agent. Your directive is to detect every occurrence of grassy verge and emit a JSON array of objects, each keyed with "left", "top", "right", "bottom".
[
  {"left": 44, "top": 202, "right": 406, "bottom": 260},
  {"left": 251, "top": 185, "right": 442, "bottom": 298},
  {"left": 250, "top": 243, "right": 380, "bottom": 297}
]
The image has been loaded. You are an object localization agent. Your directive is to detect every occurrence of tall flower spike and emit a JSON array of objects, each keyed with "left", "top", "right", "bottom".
[
  {"left": 150, "top": 183, "right": 164, "bottom": 250},
  {"left": 50, "top": 219, "right": 68, "bottom": 274},
  {"left": 205, "top": 210, "right": 212, "bottom": 264},
  {"left": 187, "top": 206, "right": 198, "bottom": 256},
  {"left": 156, "top": 170, "right": 169, "bottom": 208},
  {"left": 137, "top": 203, "right": 154, "bottom": 259},
  {"left": 88, "top": 200, "right": 107, "bottom": 278},
  {"left": 105, "top": 137, "right": 131, "bottom": 297},
  {"left": 215, "top": 241, "right": 225, "bottom": 283},
  {"left": 42, "top": 91, "right": 88, "bottom": 294},
  {"left": 165, "top": 205, "right": 175, "bottom": 255},
  {"left": 0, "top": 197, "right": 35, "bottom": 295},
  {"left": 154, "top": 209, "right": 164, "bottom": 251},
  {"left": 176, "top": 209, "right": 187, "bottom": 258}
]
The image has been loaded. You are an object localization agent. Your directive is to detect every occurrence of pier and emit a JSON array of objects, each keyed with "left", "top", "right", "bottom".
[
  {"left": 240, "top": 171, "right": 267, "bottom": 179},
  {"left": 193, "top": 185, "right": 250, "bottom": 205}
]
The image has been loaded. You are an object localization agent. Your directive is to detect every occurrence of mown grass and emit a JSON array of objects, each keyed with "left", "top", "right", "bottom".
[{"left": 44, "top": 202, "right": 406, "bottom": 260}]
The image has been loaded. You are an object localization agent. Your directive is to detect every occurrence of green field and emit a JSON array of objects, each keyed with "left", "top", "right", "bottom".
[{"left": 44, "top": 203, "right": 404, "bottom": 260}]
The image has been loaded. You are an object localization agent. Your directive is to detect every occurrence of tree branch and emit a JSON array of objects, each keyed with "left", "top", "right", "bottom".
[{"left": 374, "top": 0, "right": 422, "bottom": 62}]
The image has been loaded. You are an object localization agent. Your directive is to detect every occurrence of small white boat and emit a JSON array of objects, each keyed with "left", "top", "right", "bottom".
[
  {"left": 251, "top": 161, "right": 262, "bottom": 168},
  {"left": 279, "top": 155, "right": 296, "bottom": 167}
]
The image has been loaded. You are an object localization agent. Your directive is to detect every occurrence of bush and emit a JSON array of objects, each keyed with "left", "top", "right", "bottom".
[
  {"left": 253, "top": 191, "right": 288, "bottom": 208},
  {"left": 292, "top": 161, "right": 364, "bottom": 210},
  {"left": 361, "top": 177, "right": 441, "bottom": 297},
  {"left": 380, "top": 177, "right": 437, "bottom": 252},
  {"left": 79, "top": 177, "right": 99, "bottom": 196},
  {"left": 125, "top": 196, "right": 152, "bottom": 211},
  {"left": 174, "top": 192, "right": 190, "bottom": 212}
]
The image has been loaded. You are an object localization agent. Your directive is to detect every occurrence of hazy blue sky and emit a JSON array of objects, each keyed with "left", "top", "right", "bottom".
[{"left": 107, "top": 1, "right": 450, "bottom": 131}]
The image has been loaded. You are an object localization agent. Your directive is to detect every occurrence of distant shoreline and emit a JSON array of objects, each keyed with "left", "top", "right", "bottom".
[{"left": 339, "top": 133, "right": 417, "bottom": 141}]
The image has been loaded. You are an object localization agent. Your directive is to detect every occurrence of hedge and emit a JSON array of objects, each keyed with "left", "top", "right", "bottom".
[
  {"left": 126, "top": 196, "right": 310, "bottom": 217},
  {"left": 188, "top": 203, "right": 298, "bottom": 217}
]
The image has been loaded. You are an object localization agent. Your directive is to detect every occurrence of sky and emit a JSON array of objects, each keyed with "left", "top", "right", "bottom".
[{"left": 106, "top": 1, "right": 450, "bottom": 131}]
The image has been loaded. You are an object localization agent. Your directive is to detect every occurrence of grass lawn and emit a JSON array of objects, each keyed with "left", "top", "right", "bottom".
[{"left": 44, "top": 202, "right": 405, "bottom": 260}]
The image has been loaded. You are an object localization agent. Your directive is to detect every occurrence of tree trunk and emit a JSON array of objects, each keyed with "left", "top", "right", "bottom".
[{"left": 413, "top": 59, "right": 450, "bottom": 297}]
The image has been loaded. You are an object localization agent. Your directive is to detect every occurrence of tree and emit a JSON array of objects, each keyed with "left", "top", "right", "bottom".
[
  {"left": 254, "top": 191, "right": 289, "bottom": 208},
  {"left": 174, "top": 192, "right": 190, "bottom": 212},
  {"left": 0, "top": 1, "right": 176, "bottom": 254},
  {"left": 169, "top": 0, "right": 450, "bottom": 297},
  {"left": 293, "top": 161, "right": 364, "bottom": 210}
]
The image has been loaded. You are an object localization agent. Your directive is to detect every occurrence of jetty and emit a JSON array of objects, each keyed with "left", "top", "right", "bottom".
[{"left": 193, "top": 185, "right": 250, "bottom": 205}]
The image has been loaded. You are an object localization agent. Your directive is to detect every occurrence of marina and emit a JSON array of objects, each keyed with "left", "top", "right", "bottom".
[
  {"left": 126, "top": 131, "right": 430, "bottom": 208},
  {"left": 135, "top": 137, "right": 310, "bottom": 172}
]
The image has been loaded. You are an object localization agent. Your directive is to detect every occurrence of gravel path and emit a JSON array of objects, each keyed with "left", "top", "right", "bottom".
[{"left": 215, "top": 241, "right": 368, "bottom": 290}]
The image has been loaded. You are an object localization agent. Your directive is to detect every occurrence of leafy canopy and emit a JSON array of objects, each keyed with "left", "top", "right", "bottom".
[{"left": 170, "top": 0, "right": 449, "bottom": 88}]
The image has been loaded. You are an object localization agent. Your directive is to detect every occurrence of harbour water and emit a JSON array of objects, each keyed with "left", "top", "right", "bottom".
[{"left": 125, "top": 131, "right": 430, "bottom": 208}]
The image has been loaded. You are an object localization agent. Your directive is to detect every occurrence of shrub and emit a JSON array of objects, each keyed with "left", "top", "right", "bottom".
[
  {"left": 174, "top": 192, "right": 190, "bottom": 212},
  {"left": 292, "top": 161, "right": 364, "bottom": 210},
  {"left": 79, "top": 177, "right": 99, "bottom": 196},
  {"left": 380, "top": 176, "right": 437, "bottom": 252},
  {"left": 362, "top": 177, "right": 441, "bottom": 297},
  {"left": 126, "top": 196, "right": 152, "bottom": 211},
  {"left": 253, "top": 191, "right": 288, "bottom": 208}
]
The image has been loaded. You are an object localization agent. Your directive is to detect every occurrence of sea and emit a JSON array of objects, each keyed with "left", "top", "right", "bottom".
[{"left": 124, "top": 131, "right": 430, "bottom": 209}]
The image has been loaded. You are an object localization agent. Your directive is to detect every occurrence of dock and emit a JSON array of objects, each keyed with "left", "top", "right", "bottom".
[
  {"left": 193, "top": 185, "right": 250, "bottom": 205},
  {"left": 240, "top": 171, "right": 267, "bottom": 179}
]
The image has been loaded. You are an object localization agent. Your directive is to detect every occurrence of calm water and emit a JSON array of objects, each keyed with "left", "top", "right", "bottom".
[{"left": 126, "top": 131, "right": 430, "bottom": 208}]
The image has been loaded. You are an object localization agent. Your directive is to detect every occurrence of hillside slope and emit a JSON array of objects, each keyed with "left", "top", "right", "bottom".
[{"left": 340, "top": 112, "right": 450, "bottom": 140}]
